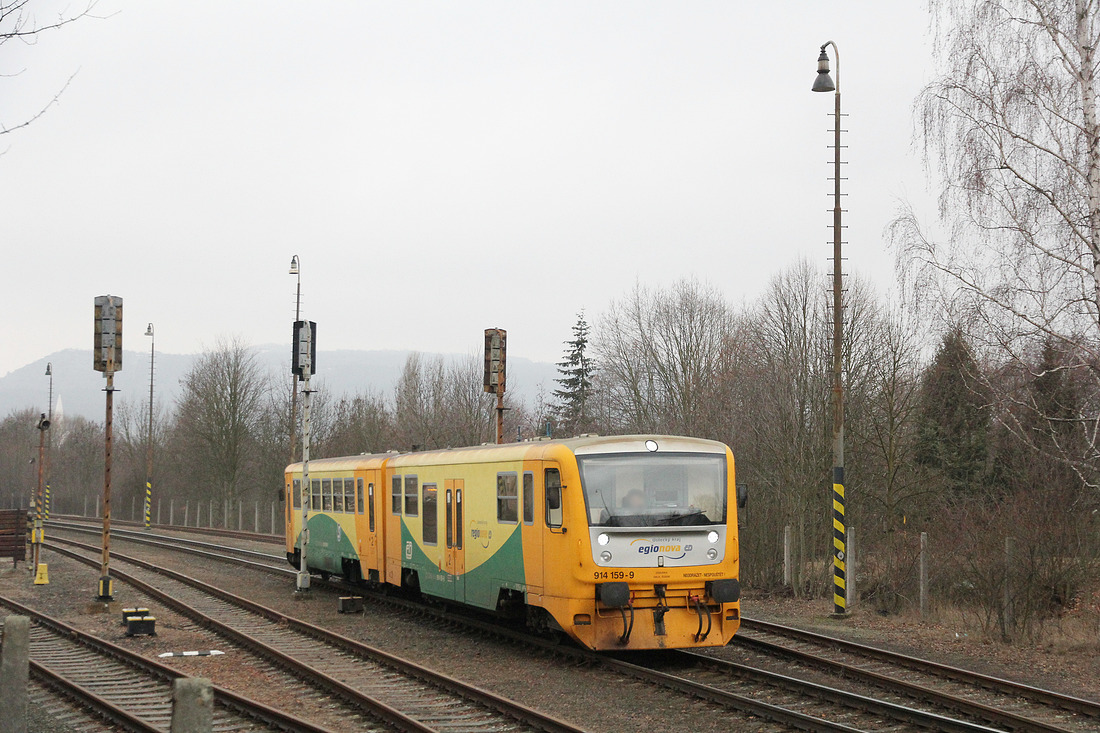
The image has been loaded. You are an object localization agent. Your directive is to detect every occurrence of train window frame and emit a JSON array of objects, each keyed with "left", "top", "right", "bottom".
[
  {"left": 545, "top": 468, "right": 562, "bottom": 528},
  {"left": 522, "top": 472, "right": 534, "bottom": 525},
  {"left": 456, "top": 488, "right": 463, "bottom": 549},
  {"left": 292, "top": 479, "right": 301, "bottom": 509},
  {"left": 367, "top": 482, "right": 374, "bottom": 532},
  {"left": 322, "top": 479, "right": 334, "bottom": 512},
  {"left": 357, "top": 478, "right": 365, "bottom": 516},
  {"left": 422, "top": 483, "right": 438, "bottom": 545},
  {"left": 404, "top": 475, "right": 419, "bottom": 517},
  {"left": 332, "top": 478, "right": 344, "bottom": 513},
  {"left": 344, "top": 478, "right": 355, "bottom": 515},
  {"left": 392, "top": 476, "right": 402, "bottom": 515},
  {"left": 311, "top": 479, "right": 321, "bottom": 511},
  {"left": 496, "top": 472, "right": 518, "bottom": 524}
]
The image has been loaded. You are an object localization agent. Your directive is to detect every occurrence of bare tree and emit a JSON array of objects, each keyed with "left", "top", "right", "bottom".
[
  {"left": 596, "top": 278, "right": 738, "bottom": 436},
  {"left": 892, "top": 0, "right": 1100, "bottom": 491},
  {"left": 174, "top": 338, "right": 269, "bottom": 507},
  {"left": 1, "top": 1, "right": 97, "bottom": 138}
]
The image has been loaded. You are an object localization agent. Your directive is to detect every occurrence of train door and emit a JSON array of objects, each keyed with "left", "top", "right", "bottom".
[
  {"left": 542, "top": 465, "right": 567, "bottom": 595},
  {"left": 522, "top": 470, "right": 543, "bottom": 592},
  {"left": 357, "top": 472, "right": 381, "bottom": 581},
  {"left": 444, "top": 479, "right": 465, "bottom": 602}
]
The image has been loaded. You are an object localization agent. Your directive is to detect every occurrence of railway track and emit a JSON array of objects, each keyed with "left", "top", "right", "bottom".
[
  {"left": 45, "top": 523, "right": 1091, "bottom": 733},
  {"left": 723, "top": 618, "right": 1100, "bottom": 733},
  {"left": 43, "top": 535, "right": 586, "bottom": 733},
  {"left": 0, "top": 593, "right": 338, "bottom": 733},
  {"left": 48, "top": 513, "right": 283, "bottom": 545}
]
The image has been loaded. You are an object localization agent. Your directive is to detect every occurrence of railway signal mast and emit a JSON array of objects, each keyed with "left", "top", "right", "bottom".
[
  {"left": 484, "top": 328, "right": 507, "bottom": 444},
  {"left": 293, "top": 319, "right": 317, "bottom": 593},
  {"left": 94, "top": 294, "right": 123, "bottom": 602}
]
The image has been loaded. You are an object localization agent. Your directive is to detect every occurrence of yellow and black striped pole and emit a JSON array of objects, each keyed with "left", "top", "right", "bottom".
[
  {"left": 144, "top": 482, "right": 152, "bottom": 530},
  {"left": 44, "top": 483, "right": 51, "bottom": 520},
  {"left": 832, "top": 469, "right": 846, "bottom": 613}
]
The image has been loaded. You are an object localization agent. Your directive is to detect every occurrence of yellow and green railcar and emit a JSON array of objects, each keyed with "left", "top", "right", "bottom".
[{"left": 285, "top": 434, "right": 743, "bottom": 650}]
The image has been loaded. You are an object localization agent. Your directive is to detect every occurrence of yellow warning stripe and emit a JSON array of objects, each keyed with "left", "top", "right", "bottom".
[{"left": 832, "top": 483, "right": 845, "bottom": 499}]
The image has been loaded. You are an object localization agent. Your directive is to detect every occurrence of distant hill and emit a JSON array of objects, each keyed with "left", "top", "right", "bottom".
[{"left": 0, "top": 347, "right": 559, "bottom": 421}]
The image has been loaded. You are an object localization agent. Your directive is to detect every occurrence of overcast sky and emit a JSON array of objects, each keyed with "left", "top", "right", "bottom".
[{"left": 4, "top": 1, "right": 937, "bottom": 381}]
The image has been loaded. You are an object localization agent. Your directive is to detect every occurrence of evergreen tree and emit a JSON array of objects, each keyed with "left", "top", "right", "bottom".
[
  {"left": 914, "top": 328, "right": 990, "bottom": 496},
  {"left": 553, "top": 312, "right": 595, "bottom": 434}
]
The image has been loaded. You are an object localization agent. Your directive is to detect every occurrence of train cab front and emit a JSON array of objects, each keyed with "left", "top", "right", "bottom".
[{"left": 555, "top": 440, "right": 743, "bottom": 651}]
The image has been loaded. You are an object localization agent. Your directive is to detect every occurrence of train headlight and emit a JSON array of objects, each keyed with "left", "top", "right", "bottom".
[
  {"left": 600, "top": 551, "right": 613, "bottom": 563},
  {"left": 707, "top": 548, "right": 718, "bottom": 560},
  {"left": 707, "top": 531, "right": 719, "bottom": 544},
  {"left": 597, "top": 533, "right": 610, "bottom": 546}
]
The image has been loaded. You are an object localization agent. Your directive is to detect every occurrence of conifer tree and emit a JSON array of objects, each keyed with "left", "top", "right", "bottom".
[
  {"left": 553, "top": 312, "right": 595, "bottom": 434},
  {"left": 914, "top": 328, "right": 990, "bottom": 496}
]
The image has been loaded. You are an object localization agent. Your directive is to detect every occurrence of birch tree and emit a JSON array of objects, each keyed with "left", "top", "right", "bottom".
[{"left": 892, "top": 0, "right": 1100, "bottom": 489}]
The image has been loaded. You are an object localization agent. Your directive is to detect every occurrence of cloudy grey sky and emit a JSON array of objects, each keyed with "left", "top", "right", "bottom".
[{"left": 4, "top": 1, "right": 936, "bottom": 379}]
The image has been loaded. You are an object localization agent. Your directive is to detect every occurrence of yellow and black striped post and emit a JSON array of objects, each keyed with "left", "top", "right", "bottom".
[
  {"left": 832, "top": 468, "right": 846, "bottom": 614},
  {"left": 44, "top": 483, "right": 50, "bottom": 520},
  {"left": 144, "top": 482, "right": 152, "bottom": 530}
]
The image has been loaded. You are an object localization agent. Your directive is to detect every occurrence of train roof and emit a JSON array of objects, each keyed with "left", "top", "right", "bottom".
[{"left": 285, "top": 435, "right": 729, "bottom": 474}]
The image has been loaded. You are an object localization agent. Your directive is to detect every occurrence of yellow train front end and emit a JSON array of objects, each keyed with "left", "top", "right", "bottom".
[{"left": 535, "top": 436, "right": 742, "bottom": 650}]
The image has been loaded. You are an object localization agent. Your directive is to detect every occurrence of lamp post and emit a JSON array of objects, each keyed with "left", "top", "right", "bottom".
[
  {"left": 34, "top": 412, "right": 49, "bottom": 580},
  {"left": 289, "top": 256, "right": 301, "bottom": 463},
  {"left": 144, "top": 323, "right": 155, "bottom": 530},
  {"left": 45, "top": 363, "right": 52, "bottom": 518},
  {"left": 813, "top": 41, "right": 848, "bottom": 616}
]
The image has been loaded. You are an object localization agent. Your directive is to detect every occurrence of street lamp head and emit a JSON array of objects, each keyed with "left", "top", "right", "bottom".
[
  {"left": 289, "top": 255, "right": 300, "bottom": 276},
  {"left": 145, "top": 323, "right": 154, "bottom": 337},
  {"left": 813, "top": 45, "right": 836, "bottom": 92},
  {"left": 45, "top": 363, "right": 51, "bottom": 377}
]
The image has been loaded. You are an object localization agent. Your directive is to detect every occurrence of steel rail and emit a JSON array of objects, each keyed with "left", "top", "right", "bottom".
[
  {"left": 46, "top": 537, "right": 585, "bottom": 733},
  {"left": 48, "top": 522, "right": 1072, "bottom": 733},
  {"left": 46, "top": 529, "right": 869, "bottom": 733},
  {"left": 49, "top": 517, "right": 284, "bottom": 561},
  {"left": 48, "top": 512, "right": 283, "bottom": 544},
  {"left": 740, "top": 617, "right": 1100, "bottom": 719},
  {"left": 677, "top": 648, "right": 1064, "bottom": 733},
  {"left": 0, "top": 593, "right": 338, "bottom": 733}
]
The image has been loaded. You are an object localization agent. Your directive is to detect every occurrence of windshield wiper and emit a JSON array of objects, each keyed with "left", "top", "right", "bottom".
[{"left": 655, "top": 510, "right": 709, "bottom": 526}]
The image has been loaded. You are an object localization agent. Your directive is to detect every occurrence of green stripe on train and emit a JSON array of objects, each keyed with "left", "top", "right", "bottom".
[
  {"left": 293, "top": 514, "right": 358, "bottom": 575},
  {"left": 400, "top": 522, "right": 525, "bottom": 610}
]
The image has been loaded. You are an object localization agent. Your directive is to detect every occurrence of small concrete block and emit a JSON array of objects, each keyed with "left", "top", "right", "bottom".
[
  {"left": 0, "top": 615, "right": 29, "bottom": 733},
  {"left": 170, "top": 677, "right": 213, "bottom": 733},
  {"left": 125, "top": 616, "right": 156, "bottom": 637}
]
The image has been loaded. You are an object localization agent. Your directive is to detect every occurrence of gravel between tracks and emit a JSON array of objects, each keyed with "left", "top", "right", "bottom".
[{"left": 5, "top": 527, "right": 1099, "bottom": 732}]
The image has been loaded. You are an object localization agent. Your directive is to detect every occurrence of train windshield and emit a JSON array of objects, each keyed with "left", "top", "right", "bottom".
[{"left": 577, "top": 452, "right": 727, "bottom": 527}]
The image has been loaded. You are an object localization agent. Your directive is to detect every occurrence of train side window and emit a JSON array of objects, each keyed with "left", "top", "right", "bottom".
[
  {"left": 358, "top": 478, "right": 365, "bottom": 515},
  {"left": 367, "top": 483, "right": 374, "bottom": 532},
  {"left": 344, "top": 479, "right": 355, "bottom": 514},
  {"left": 293, "top": 479, "right": 301, "bottom": 509},
  {"left": 322, "top": 479, "right": 334, "bottom": 512},
  {"left": 456, "top": 489, "right": 463, "bottom": 549},
  {"left": 496, "top": 472, "right": 518, "bottom": 523},
  {"left": 392, "top": 476, "right": 402, "bottom": 514},
  {"left": 545, "top": 468, "right": 562, "bottom": 528},
  {"left": 311, "top": 479, "right": 321, "bottom": 511},
  {"left": 522, "top": 472, "right": 534, "bottom": 525},
  {"left": 332, "top": 479, "right": 344, "bottom": 512},
  {"left": 422, "top": 484, "right": 438, "bottom": 545},
  {"left": 404, "top": 475, "right": 419, "bottom": 517},
  {"left": 445, "top": 490, "right": 453, "bottom": 548}
]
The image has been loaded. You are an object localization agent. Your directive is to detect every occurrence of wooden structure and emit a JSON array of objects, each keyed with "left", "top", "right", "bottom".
[{"left": 0, "top": 510, "right": 27, "bottom": 567}]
